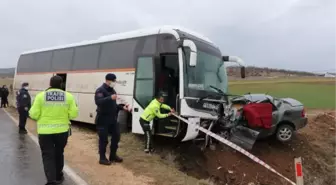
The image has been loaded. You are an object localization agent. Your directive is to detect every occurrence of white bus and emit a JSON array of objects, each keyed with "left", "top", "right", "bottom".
[{"left": 14, "top": 26, "right": 245, "bottom": 142}]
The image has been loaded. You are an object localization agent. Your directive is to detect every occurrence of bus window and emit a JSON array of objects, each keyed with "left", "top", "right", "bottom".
[{"left": 56, "top": 73, "right": 67, "bottom": 91}]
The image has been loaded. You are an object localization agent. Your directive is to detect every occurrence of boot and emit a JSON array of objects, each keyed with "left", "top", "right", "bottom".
[
  {"left": 45, "top": 182, "right": 57, "bottom": 185},
  {"left": 19, "top": 128, "right": 27, "bottom": 134},
  {"left": 109, "top": 154, "right": 123, "bottom": 163},
  {"left": 56, "top": 173, "right": 64, "bottom": 184},
  {"left": 144, "top": 148, "right": 155, "bottom": 154},
  {"left": 99, "top": 158, "right": 112, "bottom": 165},
  {"left": 55, "top": 176, "right": 64, "bottom": 184}
]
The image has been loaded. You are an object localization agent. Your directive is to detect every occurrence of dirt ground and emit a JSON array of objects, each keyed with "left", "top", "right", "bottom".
[
  {"left": 173, "top": 110, "right": 335, "bottom": 185},
  {"left": 4, "top": 106, "right": 335, "bottom": 185},
  {"left": 5, "top": 107, "right": 207, "bottom": 185}
]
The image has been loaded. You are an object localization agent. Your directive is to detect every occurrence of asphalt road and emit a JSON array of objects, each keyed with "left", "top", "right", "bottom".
[{"left": 0, "top": 108, "right": 76, "bottom": 185}]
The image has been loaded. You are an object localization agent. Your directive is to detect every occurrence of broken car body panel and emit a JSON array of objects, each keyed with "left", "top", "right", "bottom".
[{"left": 214, "top": 93, "right": 308, "bottom": 150}]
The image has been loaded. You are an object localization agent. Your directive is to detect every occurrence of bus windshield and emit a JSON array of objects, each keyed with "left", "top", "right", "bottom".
[{"left": 184, "top": 49, "right": 228, "bottom": 97}]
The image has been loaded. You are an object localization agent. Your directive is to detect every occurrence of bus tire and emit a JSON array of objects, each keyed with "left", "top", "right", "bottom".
[{"left": 118, "top": 110, "right": 129, "bottom": 133}]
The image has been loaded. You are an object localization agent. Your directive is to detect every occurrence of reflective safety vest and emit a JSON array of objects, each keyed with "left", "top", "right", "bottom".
[
  {"left": 29, "top": 88, "right": 79, "bottom": 134},
  {"left": 140, "top": 99, "right": 171, "bottom": 122}
]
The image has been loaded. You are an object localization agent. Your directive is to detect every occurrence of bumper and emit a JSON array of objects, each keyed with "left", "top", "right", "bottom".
[{"left": 294, "top": 117, "right": 308, "bottom": 130}]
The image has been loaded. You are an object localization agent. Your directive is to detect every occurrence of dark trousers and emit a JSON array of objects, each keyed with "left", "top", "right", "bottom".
[
  {"left": 0, "top": 98, "right": 7, "bottom": 107},
  {"left": 96, "top": 115, "right": 120, "bottom": 160},
  {"left": 139, "top": 118, "right": 153, "bottom": 150},
  {"left": 38, "top": 132, "right": 68, "bottom": 183},
  {"left": 18, "top": 108, "right": 28, "bottom": 130}
]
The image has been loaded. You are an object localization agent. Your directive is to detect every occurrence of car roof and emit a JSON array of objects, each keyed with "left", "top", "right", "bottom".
[{"left": 242, "top": 94, "right": 274, "bottom": 102}]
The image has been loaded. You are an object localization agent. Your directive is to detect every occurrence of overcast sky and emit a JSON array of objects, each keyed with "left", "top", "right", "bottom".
[{"left": 0, "top": 0, "right": 335, "bottom": 72}]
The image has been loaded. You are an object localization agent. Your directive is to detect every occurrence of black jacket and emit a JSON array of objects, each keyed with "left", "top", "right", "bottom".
[
  {"left": 94, "top": 83, "right": 124, "bottom": 118},
  {"left": 1, "top": 88, "right": 9, "bottom": 99},
  {"left": 16, "top": 88, "right": 31, "bottom": 109}
]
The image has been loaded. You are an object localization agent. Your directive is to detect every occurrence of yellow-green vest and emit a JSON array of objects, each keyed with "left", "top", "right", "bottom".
[
  {"left": 140, "top": 99, "right": 171, "bottom": 122},
  {"left": 29, "top": 88, "right": 78, "bottom": 134}
]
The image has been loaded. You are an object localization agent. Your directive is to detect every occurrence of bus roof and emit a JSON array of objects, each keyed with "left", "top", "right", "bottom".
[{"left": 22, "top": 25, "right": 214, "bottom": 55}]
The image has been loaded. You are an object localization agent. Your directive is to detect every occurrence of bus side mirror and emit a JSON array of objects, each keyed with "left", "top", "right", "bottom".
[
  {"left": 222, "top": 56, "right": 246, "bottom": 79},
  {"left": 241, "top": 67, "right": 246, "bottom": 78},
  {"left": 189, "top": 51, "right": 197, "bottom": 67},
  {"left": 183, "top": 40, "right": 197, "bottom": 67}
]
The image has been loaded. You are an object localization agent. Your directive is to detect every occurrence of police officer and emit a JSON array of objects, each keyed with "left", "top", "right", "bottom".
[
  {"left": 95, "top": 73, "right": 128, "bottom": 165},
  {"left": 29, "top": 76, "right": 78, "bottom": 185},
  {"left": 1, "top": 85, "right": 9, "bottom": 108},
  {"left": 139, "top": 91, "right": 175, "bottom": 153},
  {"left": 16, "top": 82, "right": 31, "bottom": 134}
]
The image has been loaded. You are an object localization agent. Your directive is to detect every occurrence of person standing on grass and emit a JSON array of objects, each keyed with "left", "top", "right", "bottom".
[
  {"left": 16, "top": 82, "right": 31, "bottom": 134},
  {"left": 29, "top": 75, "right": 78, "bottom": 185}
]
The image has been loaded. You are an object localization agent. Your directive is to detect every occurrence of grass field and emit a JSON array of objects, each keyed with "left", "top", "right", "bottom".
[{"left": 229, "top": 78, "right": 335, "bottom": 109}]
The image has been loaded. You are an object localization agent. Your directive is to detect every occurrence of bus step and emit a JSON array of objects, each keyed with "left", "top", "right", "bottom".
[
  {"left": 165, "top": 126, "right": 177, "bottom": 130},
  {"left": 156, "top": 132, "right": 174, "bottom": 137}
]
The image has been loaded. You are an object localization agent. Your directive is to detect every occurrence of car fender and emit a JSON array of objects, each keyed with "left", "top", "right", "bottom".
[{"left": 276, "top": 120, "right": 296, "bottom": 130}]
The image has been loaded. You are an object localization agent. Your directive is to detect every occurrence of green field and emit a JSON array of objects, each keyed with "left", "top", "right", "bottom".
[{"left": 228, "top": 78, "right": 336, "bottom": 109}]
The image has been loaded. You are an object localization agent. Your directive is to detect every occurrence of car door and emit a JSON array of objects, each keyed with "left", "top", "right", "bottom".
[{"left": 270, "top": 102, "right": 280, "bottom": 133}]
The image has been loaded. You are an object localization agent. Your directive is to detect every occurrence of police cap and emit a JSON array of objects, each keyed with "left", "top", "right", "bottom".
[
  {"left": 22, "top": 82, "right": 29, "bottom": 87},
  {"left": 105, "top": 73, "right": 116, "bottom": 81},
  {"left": 156, "top": 91, "right": 168, "bottom": 99}
]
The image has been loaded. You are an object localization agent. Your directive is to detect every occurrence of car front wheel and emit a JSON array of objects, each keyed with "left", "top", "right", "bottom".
[{"left": 276, "top": 124, "right": 294, "bottom": 142}]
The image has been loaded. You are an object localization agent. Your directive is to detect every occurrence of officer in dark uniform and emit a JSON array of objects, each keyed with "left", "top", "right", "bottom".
[
  {"left": 1, "top": 85, "right": 9, "bottom": 108},
  {"left": 94, "top": 73, "right": 127, "bottom": 165},
  {"left": 16, "top": 82, "right": 31, "bottom": 134}
]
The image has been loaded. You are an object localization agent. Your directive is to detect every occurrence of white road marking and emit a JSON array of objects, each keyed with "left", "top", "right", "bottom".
[{"left": 3, "top": 109, "right": 89, "bottom": 185}]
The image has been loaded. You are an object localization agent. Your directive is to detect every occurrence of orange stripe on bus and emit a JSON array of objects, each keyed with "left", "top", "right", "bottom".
[{"left": 16, "top": 68, "right": 135, "bottom": 75}]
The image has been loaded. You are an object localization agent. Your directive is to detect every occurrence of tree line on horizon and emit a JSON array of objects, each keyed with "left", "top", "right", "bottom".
[{"left": 227, "top": 66, "right": 317, "bottom": 77}]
